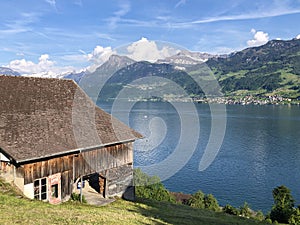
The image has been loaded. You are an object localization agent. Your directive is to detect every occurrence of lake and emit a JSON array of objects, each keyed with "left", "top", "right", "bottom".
[{"left": 99, "top": 101, "right": 300, "bottom": 212}]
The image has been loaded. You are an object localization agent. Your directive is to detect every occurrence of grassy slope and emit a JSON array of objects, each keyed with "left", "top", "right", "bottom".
[
  {"left": 207, "top": 39, "right": 300, "bottom": 98},
  {"left": 0, "top": 179, "right": 269, "bottom": 225}
]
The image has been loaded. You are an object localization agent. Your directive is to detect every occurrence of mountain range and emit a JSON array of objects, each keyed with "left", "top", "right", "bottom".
[
  {"left": 1, "top": 38, "right": 300, "bottom": 100},
  {"left": 208, "top": 38, "right": 300, "bottom": 98},
  {"left": 0, "top": 67, "right": 20, "bottom": 76},
  {"left": 77, "top": 38, "right": 300, "bottom": 101}
]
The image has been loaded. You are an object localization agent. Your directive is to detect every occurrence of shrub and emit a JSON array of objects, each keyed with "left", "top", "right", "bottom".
[
  {"left": 254, "top": 210, "right": 265, "bottom": 221},
  {"left": 223, "top": 204, "right": 239, "bottom": 215},
  {"left": 265, "top": 218, "right": 272, "bottom": 224},
  {"left": 239, "top": 202, "right": 251, "bottom": 218},
  {"left": 289, "top": 208, "right": 300, "bottom": 225},
  {"left": 204, "top": 194, "right": 220, "bottom": 212},
  {"left": 71, "top": 193, "right": 87, "bottom": 203},
  {"left": 187, "top": 191, "right": 220, "bottom": 212},
  {"left": 270, "top": 185, "right": 295, "bottom": 223},
  {"left": 187, "top": 191, "right": 205, "bottom": 209},
  {"left": 133, "top": 168, "right": 175, "bottom": 203}
]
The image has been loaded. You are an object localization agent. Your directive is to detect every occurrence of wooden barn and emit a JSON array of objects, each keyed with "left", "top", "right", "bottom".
[{"left": 0, "top": 75, "right": 142, "bottom": 204}]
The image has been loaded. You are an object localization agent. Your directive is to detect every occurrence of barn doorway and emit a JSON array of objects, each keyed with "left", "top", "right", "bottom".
[{"left": 81, "top": 173, "right": 107, "bottom": 198}]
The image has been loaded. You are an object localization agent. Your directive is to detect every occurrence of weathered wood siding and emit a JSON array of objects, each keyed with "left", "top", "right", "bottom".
[
  {"left": 106, "top": 164, "right": 133, "bottom": 197},
  {"left": 74, "top": 142, "right": 133, "bottom": 178},
  {"left": 23, "top": 155, "right": 73, "bottom": 184},
  {"left": 22, "top": 142, "right": 133, "bottom": 199}
]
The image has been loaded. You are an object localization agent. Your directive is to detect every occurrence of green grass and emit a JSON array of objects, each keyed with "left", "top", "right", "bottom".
[
  {"left": 0, "top": 178, "right": 270, "bottom": 225},
  {"left": 217, "top": 66, "right": 300, "bottom": 99},
  {"left": 217, "top": 70, "right": 248, "bottom": 81}
]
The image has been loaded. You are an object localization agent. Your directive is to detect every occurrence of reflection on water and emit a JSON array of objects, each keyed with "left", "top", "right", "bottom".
[
  {"left": 99, "top": 102, "right": 300, "bottom": 212},
  {"left": 130, "top": 102, "right": 181, "bottom": 166}
]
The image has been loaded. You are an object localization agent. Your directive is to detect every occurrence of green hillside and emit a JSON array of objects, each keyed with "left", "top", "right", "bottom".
[
  {"left": 97, "top": 61, "right": 205, "bottom": 102},
  {"left": 0, "top": 178, "right": 269, "bottom": 225},
  {"left": 80, "top": 39, "right": 300, "bottom": 102},
  {"left": 207, "top": 38, "right": 300, "bottom": 98}
]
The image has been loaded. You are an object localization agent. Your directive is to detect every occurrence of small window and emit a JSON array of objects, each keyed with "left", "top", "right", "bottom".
[
  {"left": 51, "top": 184, "right": 58, "bottom": 198},
  {"left": 34, "top": 178, "right": 47, "bottom": 200}
]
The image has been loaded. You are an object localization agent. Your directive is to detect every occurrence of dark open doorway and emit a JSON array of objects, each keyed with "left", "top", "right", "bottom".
[{"left": 82, "top": 173, "right": 107, "bottom": 198}]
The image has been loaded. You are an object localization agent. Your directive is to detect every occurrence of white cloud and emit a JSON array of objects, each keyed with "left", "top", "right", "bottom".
[
  {"left": 173, "top": 1, "right": 300, "bottom": 28},
  {"left": 108, "top": 2, "right": 131, "bottom": 29},
  {"left": 74, "top": 0, "right": 82, "bottom": 6},
  {"left": 6, "top": 54, "right": 74, "bottom": 77},
  {"left": 125, "top": 37, "right": 179, "bottom": 62},
  {"left": 175, "top": 0, "right": 187, "bottom": 8},
  {"left": 247, "top": 29, "right": 269, "bottom": 47},
  {"left": 1, "top": 12, "right": 39, "bottom": 35},
  {"left": 212, "top": 46, "right": 236, "bottom": 55},
  {"left": 296, "top": 34, "right": 300, "bottom": 39},
  {"left": 62, "top": 38, "right": 179, "bottom": 72},
  {"left": 85, "top": 46, "right": 116, "bottom": 72},
  {"left": 45, "top": 0, "right": 56, "bottom": 8},
  {"left": 60, "top": 53, "right": 87, "bottom": 64}
]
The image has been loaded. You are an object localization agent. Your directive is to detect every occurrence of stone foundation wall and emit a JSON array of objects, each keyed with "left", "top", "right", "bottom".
[{"left": 106, "top": 164, "right": 133, "bottom": 199}]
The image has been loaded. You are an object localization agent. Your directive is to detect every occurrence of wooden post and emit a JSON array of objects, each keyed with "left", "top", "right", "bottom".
[
  {"left": 104, "top": 170, "right": 109, "bottom": 198},
  {"left": 72, "top": 156, "right": 75, "bottom": 195},
  {"left": 13, "top": 166, "right": 16, "bottom": 183},
  {"left": 72, "top": 156, "right": 75, "bottom": 183},
  {"left": 80, "top": 176, "right": 83, "bottom": 203}
]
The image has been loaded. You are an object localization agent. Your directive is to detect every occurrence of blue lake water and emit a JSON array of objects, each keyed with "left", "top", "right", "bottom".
[{"left": 99, "top": 101, "right": 300, "bottom": 212}]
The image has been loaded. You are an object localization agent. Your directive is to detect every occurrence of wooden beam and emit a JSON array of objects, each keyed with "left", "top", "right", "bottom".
[{"left": 80, "top": 176, "right": 83, "bottom": 203}]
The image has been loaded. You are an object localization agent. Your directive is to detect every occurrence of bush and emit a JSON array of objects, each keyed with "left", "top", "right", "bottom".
[
  {"left": 271, "top": 206, "right": 294, "bottom": 224},
  {"left": 133, "top": 168, "right": 175, "bottom": 203},
  {"left": 187, "top": 191, "right": 220, "bottom": 212},
  {"left": 204, "top": 194, "right": 220, "bottom": 212},
  {"left": 254, "top": 210, "right": 265, "bottom": 221},
  {"left": 289, "top": 208, "right": 300, "bottom": 225},
  {"left": 223, "top": 204, "right": 239, "bottom": 215},
  {"left": 71, "top": 193, "right": 87, "bottom": 203},
  {"left": 239, "top": 202, "right": 251, "bottom": 218},
  {"left": 265, "top": 218, "right": 272, "bottom": 224},
  {"left": 270, "top": 185, "right": 295, "bottom": 223},
  {"left": 187, "top": 191, "right": 205, "bottom": 209}
]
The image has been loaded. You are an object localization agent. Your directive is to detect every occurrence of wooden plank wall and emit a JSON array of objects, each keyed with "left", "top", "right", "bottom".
[
  {"left": 22, "top": 142, "right": 133, "bottom": 198},
  {"left": 75, "top": 142, "right": 133, "bottom": 178},
  {"left": 23, "top": 155, "right": 73, "bottom": 184}
]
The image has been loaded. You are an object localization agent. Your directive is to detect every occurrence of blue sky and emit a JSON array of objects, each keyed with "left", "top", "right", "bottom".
[{"left": 1, "top": 0, "right": 300, "bottom": 75}]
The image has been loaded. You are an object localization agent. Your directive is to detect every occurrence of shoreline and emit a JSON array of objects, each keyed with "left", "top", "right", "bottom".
[{"left": 98, "top": 98, "right": 300, "bottom": 105}]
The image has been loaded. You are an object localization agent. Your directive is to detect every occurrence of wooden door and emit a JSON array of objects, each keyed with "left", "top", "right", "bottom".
[
  {"left": 48, "top": 173, "right": 61, "bottom": 204},
  {"left": 99, "top": 174, "right": 106, "bottom": 198}
]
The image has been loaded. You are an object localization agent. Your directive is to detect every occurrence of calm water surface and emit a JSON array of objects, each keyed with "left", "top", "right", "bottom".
[{"left": 99, "top": 102, "right": 300, "bottom": 212}]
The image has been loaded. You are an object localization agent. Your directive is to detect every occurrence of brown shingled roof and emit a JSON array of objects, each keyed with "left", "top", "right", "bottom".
[{"left": 0, "top": 75, "right": 142, "bottom": 163}]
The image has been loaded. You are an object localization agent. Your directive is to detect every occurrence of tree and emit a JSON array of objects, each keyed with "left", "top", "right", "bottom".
[
  {"left": 239, "top": 202, "right": 252, "bottom": 218},
  {"left": 187, "top": 191, "right": 205, "bottom": 209},
  {"left": 133, "top": 168, "right": 175, "bottom": 203},
  {"left": 223, "top": 204, "right": 239, "bottom": 215},
  {"left": 204, "top": 194, "right": 220, "bottom": 212},
  {"left": 270, "top": 185, "right": 295, "bottom": 223},
  {"left": 289, "top": 208, "right": 300, "bottom": 225},
  {"left": 254, "top": 210, "right": 265, "bottom": 221}
]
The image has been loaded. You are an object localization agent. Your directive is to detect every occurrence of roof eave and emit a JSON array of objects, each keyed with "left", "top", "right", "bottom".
[{"left": 0, "top": 147, "right": 16, "bottom": 164}]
